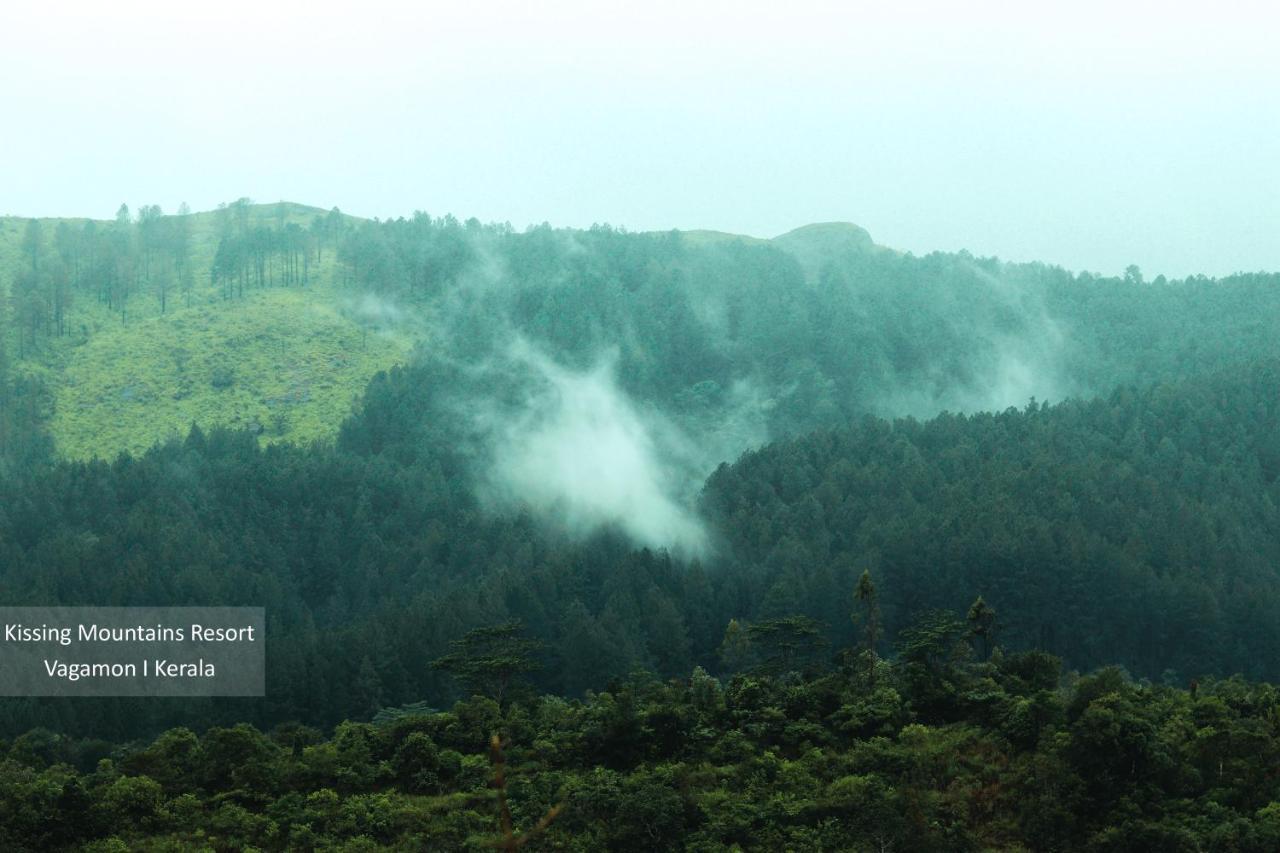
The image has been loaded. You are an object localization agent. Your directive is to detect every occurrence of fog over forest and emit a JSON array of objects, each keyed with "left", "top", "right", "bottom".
[
  {"left": 3, "top": 3, "right": 1280, "bottom": 850},
  {"left": 308, "top": 217, "right": 1214, "bottom": 555}
]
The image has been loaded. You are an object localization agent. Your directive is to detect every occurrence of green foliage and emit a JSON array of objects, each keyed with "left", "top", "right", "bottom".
[
  {"left": 854, "top": 569, "right": 882, "bottom": 683},
  {"left": 705, "top": 360, "right": 1280, "bottom": 682},
  {"left": 6, "top": 203, "right": 1280, "bottom": 472},
  {"left": 6, "top": 652, "right": 1280, "bottom": 850},
  {"left": 0, "top": 203, "right": 406, "bottom": 463},
  {"left": 432, "top": 622, "right": 544, "bottom": 704},
  {"left": 3, "top": 202, "right": 1280, "bottom": 848},
  {"left": 745, "top": 616, "right": 829, "bottom": 675},
  {"left": 0, "top": 359, "right": 1278, "bottom": 742},
  {"left": 50, "top": 288, "right": 407, "bottom": 459},
  {"left": 717, "top": 619, "right": 753, "bottom": 675},
  {"left": 967, "top": 595, "right": 998, "bottom": 660}
]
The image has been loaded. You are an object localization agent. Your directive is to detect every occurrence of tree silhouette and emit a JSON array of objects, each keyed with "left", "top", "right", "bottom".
[{"left": 432, "top": 621, "right": 543, "bottom": 704}]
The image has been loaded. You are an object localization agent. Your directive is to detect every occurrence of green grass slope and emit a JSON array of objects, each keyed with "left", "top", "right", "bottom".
[
  {"left": 1, "top": 202, "right": 412, "bottom": 460},
  {"left": 3, "top": 203, "right": 893, "bottom": 461},
  {"left": 51, "top": 288, "right": 409, "bottom": 458}
]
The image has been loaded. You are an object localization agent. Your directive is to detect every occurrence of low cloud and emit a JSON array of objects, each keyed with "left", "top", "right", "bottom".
[{"left": 476, "top": 340, "right": 710, "bottom": 556}]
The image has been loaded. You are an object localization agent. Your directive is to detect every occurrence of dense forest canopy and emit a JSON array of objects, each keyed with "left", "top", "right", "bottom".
[
  {"left": 0, "top": 205, "right": 1278, "bottom": 741},
  {"left": 4, "top": 204, "right": 1279, "bottom": 475},
  {"left": 0, "top": 357, "right": 1276, "bottom": 742},
  {"left": 10, "top": 643, "right": 1280, "bottom": 851},
  {"left": 2, "top": 203, "right": 1280, "bottom": 849}
]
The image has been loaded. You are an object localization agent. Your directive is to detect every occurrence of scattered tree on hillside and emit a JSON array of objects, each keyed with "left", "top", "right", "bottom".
[
  {"left": 431, "top": 621, "right": 543, "bottom": 704},
  {"left": 747, "top": 615, "right": 828, "bottom": 674},
  {"left": 855, "top": 569, "right": 881, "bottom": 684}
]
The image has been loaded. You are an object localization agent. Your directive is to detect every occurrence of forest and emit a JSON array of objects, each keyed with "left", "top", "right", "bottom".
[
  {"left": 1, "top": 204, "right": 1279, "bottom": 849},
  {"left": 8, "top": 637, "right": 1280, "bottom": 851}
]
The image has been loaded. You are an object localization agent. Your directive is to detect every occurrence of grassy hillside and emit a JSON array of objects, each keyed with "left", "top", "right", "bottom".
[
  {"left": 50, "top": 288, "right": 408, "bottom": 458},
  {"left": 0, "top": 202, "right": 412, "bottom": 460},
  {"left": 3, "top": 203, "right": 888, "bottom": 462},
  {"left": 9, "top": 202, "right": 1276, "bottom": 465}
]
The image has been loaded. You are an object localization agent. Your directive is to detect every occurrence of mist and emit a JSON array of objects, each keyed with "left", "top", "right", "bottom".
[
  {"left": 861, "top": 260, "right": 1075, "bottom": 418},
  {"left": 339, "top": 219, "right": 1100, "bottom": 554},
  {"left": 475, "top": 341, "right": 709, "bottom": 555}
]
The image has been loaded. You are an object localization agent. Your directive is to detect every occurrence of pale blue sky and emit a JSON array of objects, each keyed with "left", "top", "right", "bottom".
[{"left": 2, "top": 0, "right": 1276, "bottom": 278}]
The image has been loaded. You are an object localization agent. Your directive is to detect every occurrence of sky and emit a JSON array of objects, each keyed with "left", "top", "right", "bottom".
[{"left": 1, "top": 0, "right": 1277, "bottom": 278}]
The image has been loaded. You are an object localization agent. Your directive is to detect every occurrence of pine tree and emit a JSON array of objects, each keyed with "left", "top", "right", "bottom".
[
  {"left": 432, "top": 621, "right": 543, "bottom": 704},
  {"left": 354, "top": 656, "right": 384, "bottom": 719},
  {"left": 748, "top": 616, "right": 828, "bottom": 675},
  {"left": 717, "top": 618, "right": 753, "bottom": 674},
  {"left": 855, "top": 570, "right": 881, "bottom": 684},
  {"left": 967, "top": 596, "right": 998, "bottom": 661}
]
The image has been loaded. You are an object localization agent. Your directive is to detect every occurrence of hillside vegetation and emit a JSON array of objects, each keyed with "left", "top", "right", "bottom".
[
  {"left": 4, "top": 201, "right": 1280, "bottom": 466},
  {"left": 0, "top": 202, "right": 410, "bottom": 460},
  {"left": 7, "top": 641, "right": 1280, "bottom": 851},
  {"left": 3, "top": 203, "right": 1280, "bottom": 849},
  {"left": 0, "top": 359, "right": 1277, "bottom": 742},
  {"left": 51, "top": 289, "right": 405, "bottom": 458}
]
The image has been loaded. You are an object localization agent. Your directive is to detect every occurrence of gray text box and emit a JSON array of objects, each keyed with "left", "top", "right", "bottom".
[{"left": 0, "top": 607, "right": 265, "bottom": 696}]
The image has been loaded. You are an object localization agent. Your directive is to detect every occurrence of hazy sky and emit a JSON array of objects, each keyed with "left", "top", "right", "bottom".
[{"left": 2, "top": 1, "right": 1277, "bottom": 277}]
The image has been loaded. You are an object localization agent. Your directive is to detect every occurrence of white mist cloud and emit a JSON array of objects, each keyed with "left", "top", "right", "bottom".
[
  {"left": 479, "top": 341, "right": 709, "bottom": 556},
  {"left": 856, "top": 260, "right": 1075, "bottom": 418}
]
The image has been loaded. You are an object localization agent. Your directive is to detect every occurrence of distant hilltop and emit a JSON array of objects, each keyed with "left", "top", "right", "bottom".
[
  {"left": 662, "top": 220, "right": 884, "bottom": 274},
  {"left": 771, "top": 222, "right": 882, "bottom": 274},
  {"left": 4, "top": 200, "right": 878, "bottom": 250}
]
